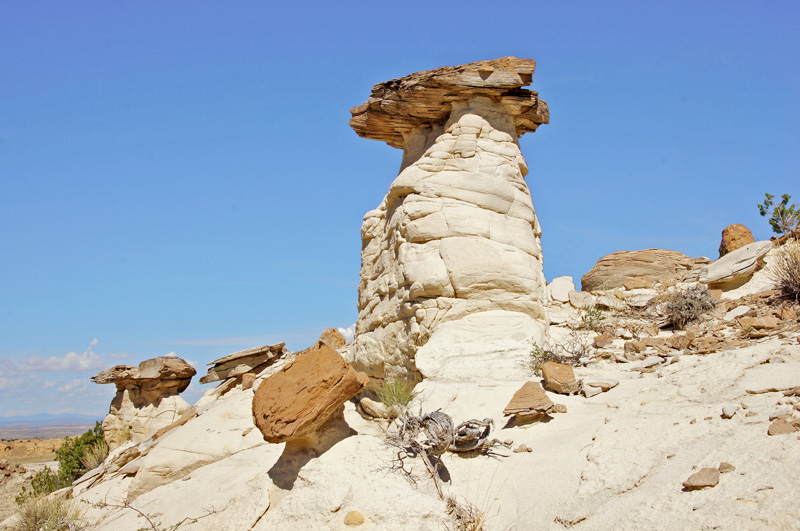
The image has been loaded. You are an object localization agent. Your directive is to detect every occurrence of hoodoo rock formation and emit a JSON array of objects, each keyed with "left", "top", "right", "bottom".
[
  {"left": 349, "top": 57, "right": 550, "bottom": 383},
  {"left": 92, "top": 356, "right": 196, "bottom": 450}
]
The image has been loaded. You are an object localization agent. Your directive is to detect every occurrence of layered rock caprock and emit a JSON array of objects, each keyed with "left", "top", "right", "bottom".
[
  {"left": 350, "top": 57, "right": 549, "bottom": 382},
  {"left": 92, "top": 357, "right": 196, "bottom": 449}
]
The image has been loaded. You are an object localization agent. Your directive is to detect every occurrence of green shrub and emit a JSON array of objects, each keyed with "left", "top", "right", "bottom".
[
  {"left": 376, "top": 378, "right": 417, "bottom": 413},
  {"left": 16, "top": 422, "right": 105, "bottom": 504},
  {"left": 758, "top": 193, "right": 800, "bottom": 235},
  {"left": 527, "top": 342, "right": 558, "bottom": 376},
  {"left": 663, "top": 285, "right": 716, "bottom": 329},
  {"left": 769, "top": 242, "right": 800, "bottom": 301},
  {"left": 9, "top": 495, "right": 84, "bottom": 531},
  {"left": 579, "top": 305, "right": 605, "bottom": 331}
]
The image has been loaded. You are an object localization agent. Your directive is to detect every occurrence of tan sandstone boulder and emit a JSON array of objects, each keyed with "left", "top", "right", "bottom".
[
  {"left": 581, "top": 249, "right": 698, "bottom": 292},
  {"left": 719, "top": 224, "right": 755, "bottom": 257},
  {"left": 252, "top": 343, "right": 369, "bottom": 444},
  {"left": 200, "top": 342, "right": 287, "bottom": 384},
  {"left": 541, "top": 361, "right": 580, "bottom": 395}
]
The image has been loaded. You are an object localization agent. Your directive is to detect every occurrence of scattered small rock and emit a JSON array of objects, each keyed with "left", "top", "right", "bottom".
[
  {"left": 344, "top": 510, "right": 365, "bottom": 526},
  {"left": 683, "top": 468, "right": 720, "bottom": 490},
  {"left": 721, "top": 405, "right": 739, "bottom": 419},
  {"left": 593, "top": 334, "right": 613, "bottom": 348},
  {"left": 767, "top": 416, "right": 800, "bottom": 436},
  {"left": 582, "top": 384, "right": 602, "bottom": 398},
  {"left": 582, "top": 378, "right": 619, "bottom": 392},
  {"left": 513, "top": 444, "right": 533, "bottom": 453},
  {"left": 552, "top": 403, "right": 568, "bottom": 414},
  {"left": 718, "top": 462, "right": 736, "bottom": 473}
]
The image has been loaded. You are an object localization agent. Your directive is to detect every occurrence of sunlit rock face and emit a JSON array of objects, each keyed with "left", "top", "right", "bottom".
[{"left": 348, "top": 58, "right": 550, "bottom": 383}]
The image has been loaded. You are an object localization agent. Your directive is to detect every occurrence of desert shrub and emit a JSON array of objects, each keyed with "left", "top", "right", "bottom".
[
  {"left": 9, "top": 495, "right": 84, "bottom": 531},
  {"left": 579, "top": 305, "right": 605, "bottom": 331},
  {"left": 527, "top": 331, "right": 592, "bottom": 376},
  {"left": 16, "top": 422, "right": 105, "bottom": 504},
  {"left": 446, "top": 495, "right": 488, "bottom": 531},
  {"left": 769, "top": 242, "right": 800, "bottom": 301},
  {"left": 663, "top": 285, "right": 715, "bottom": 329},
  {"left": 376, "top": 378, "right": 417, "bottom": 412},
  {"left": 80, "top": 440, "right": 109, "bottom": 471}
]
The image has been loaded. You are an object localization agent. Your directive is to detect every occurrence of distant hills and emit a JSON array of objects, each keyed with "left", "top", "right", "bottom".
[{"left": 0, "top": 413, "right": 102, "bottom": 427}]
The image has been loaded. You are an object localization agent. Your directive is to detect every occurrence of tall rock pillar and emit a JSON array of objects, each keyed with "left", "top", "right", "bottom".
[{"left": 349, "top": 57, "right": 549, "bottom": 383}]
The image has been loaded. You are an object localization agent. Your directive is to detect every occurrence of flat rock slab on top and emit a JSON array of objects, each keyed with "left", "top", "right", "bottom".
[
  {"left": 200, "top": 342, "right": 287, "bottom": 384},
  {"left": 252, "top": 343, "right": 369, "bottom": 444},
  {"left": 349, "top": 56, "right": 549, "bottom": 148}
]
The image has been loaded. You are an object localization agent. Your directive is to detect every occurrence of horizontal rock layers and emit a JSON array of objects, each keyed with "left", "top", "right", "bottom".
[{"left": 349, "top": 57, "right": 549, "bottom": 383}]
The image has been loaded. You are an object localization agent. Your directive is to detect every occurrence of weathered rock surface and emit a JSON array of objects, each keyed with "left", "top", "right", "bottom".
[
  {"left": 719, "top": 224, "right": 755, "bottom": 257},
  {"left": 503, "top": 381, "right": 554, "bottom": 416},
  {"left": 252, "top": 343, "right": 368, "bottom": 444},
  {"left": 350, "top": 58, "right": 549, "bottom": 383},
  {"left": 92, "top": 357, "right": 196, "bottom": 449},
  {"left": 699, "top": 240, "right": 773, "bottom": 288},
  {"left": 200, "top": 342, "right": 287, "bottom": 384},
  {"left": 548, "top": 276, "right": 575, "bottom": 303},
  {"left": 541, "top": 361, "right": 580, "bottom": 394},
  {"left": 581, "top": 249, "right": 698, "bottom": 292}
]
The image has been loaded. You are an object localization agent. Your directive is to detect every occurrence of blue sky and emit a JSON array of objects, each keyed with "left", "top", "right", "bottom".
[{"left": 1, "top": 1, "right": 798, "bottom": 417}]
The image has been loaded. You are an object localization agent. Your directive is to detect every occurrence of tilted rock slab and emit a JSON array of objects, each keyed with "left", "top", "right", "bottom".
[
  {"left": 699, "top": 240, "right": 773, "bottom": 289},
  {"left": 92, "top": 357, "right": 196, "bottom": 450},
  {"left": 200, "top": 342, "right": 287, "bottom": 384},
  {"left": 349, "top": 57, "right": 550, "bottom": 382}
]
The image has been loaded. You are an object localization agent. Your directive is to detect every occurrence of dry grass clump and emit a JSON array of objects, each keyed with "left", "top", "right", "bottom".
[
  {"left": 663, "top": 285, "right": 716, "bottom": 329},
  {"left": 376, "top": 378, "right": 417, "bottom": 413},
  {"left": 527, "top": 331, "right": 592, "bottom": 376},
  {"left": 770, "top": 242, "right": 800, "bottom": 301},
  {"left": 80, "top": 440, "right": 109, "bottom": 471},
  {"left": 445, "top": 495, "right": 488, "bottom": 531},
  {"left": 9, "top": 496, "right": 84, "bottom": 531}
]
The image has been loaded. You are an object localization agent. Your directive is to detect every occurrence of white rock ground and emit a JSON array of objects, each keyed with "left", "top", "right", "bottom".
[
  {"left": 3, "top": 333, "right": 795, "bottom": 530},
  {"left": 3, "top": 290, "right": 799, "bottom": 530}
]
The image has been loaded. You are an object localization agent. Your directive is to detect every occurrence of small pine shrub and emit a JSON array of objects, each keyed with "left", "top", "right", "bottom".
[
  {"left": 769, "top": 242, "right": 800, "bottom": 301},
  {"left": 376, "top": 378, "right": 417, "bottom": 412},
  {"left": 663, "top": 285, "right": 716, "bottom": 329},
  {"left": 9, "top": 495, "right": 84, "bottom": 531}
]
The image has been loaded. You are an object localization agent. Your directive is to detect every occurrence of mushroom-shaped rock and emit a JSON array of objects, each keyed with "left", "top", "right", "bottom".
[
  {"left": 252, "top": 343, "right": 369, "bottom": 444},
  {"left": 92, "top": 356, "right": 196, "bottom": 450},
  {"left": 350, "top": 57, "right": 550, "bottom": 385},
  {"left": 200, "top": 342, "right": 287, "bottom": 384},
  {"left": 503, "top": 381, "right": 554, "bottom": 417}
]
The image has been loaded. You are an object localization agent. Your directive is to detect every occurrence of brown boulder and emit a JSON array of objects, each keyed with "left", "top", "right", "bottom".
[
  {"left": 541, "top": 362, "right": 580, "bottom": 395},
  {"left": 581, "top": 249, "right": 697, "bottom": 292},
  {"left": 252, "top": 343, "right": 369, "bottom": 443},
  {"left": 593, "top": 334, "right": 613, "bottom": 348},
  {"left": 719, "top": 224, "right": 755, "bottom": 257},
  {"left": 503, "top": 381, "right": 554, "bottom": 416}
]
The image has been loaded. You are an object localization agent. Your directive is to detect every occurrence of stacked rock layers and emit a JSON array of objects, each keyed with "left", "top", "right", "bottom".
[{"left": 349, "top": 57, "right": 549, "bottom": 382}]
